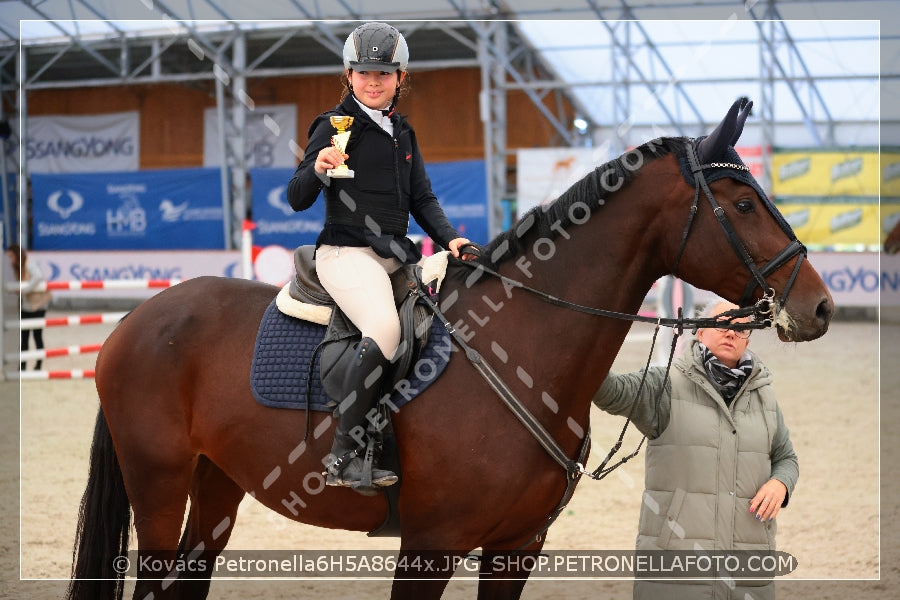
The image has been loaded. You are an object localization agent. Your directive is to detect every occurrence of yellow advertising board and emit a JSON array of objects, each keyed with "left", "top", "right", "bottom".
[
  {"left": 772, "top": 150, "right": 878, "bottom": 196},
  {"left": 883, "top": 150, "right": 900, "bottom": 197},
  {"left": 775, "top": 199, "right": 900, "bottom": 247}
]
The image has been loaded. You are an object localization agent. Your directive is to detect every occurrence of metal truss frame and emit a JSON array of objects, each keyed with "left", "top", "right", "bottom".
[{"left": 0, "top": 0, "right": 891, "bottom": 245}]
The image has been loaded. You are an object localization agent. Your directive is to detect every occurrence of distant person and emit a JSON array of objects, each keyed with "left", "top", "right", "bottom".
[
  {"left": 592, "top": 298, "right": 798, "bottom": 600},
  {"left": 7, "top": 245, "right": 52, "bottom": 371}
]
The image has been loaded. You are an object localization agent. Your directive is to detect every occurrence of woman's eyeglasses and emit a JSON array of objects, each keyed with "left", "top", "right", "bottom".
[{"left": 714, "top": 327, "right": 751, "bottom": 339}]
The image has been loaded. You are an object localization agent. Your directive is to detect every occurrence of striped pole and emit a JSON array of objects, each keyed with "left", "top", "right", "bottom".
[
  {"left": 8, "top": 343, "right": 103, "bottom": 363},
  {"left": 7, "top": 278, "right": 181, "bottom": 293},
  {"left": 12, "top": 311, "right": 129, "bottom": 331},
  {"left": 17, "top": 369, "right": 96, "bottom": 380}
]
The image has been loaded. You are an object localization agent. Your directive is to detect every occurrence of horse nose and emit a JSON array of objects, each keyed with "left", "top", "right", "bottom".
[{"left": 816, "top": 296, "right": 834, "bottom": 330}]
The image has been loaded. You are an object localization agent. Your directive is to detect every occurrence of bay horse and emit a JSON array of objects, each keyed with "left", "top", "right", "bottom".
[{"left": 68, "top": 99, "right": 833, "bottom": 600}]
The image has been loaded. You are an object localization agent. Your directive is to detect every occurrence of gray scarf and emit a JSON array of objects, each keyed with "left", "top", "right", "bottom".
[{"left": 699, "top": 343, "right": 753, "bottom": 405}]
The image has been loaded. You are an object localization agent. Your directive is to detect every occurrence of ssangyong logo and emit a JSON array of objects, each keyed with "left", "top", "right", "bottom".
[
  {"left": 47, "top": 189, "right": 84, "bottom": 219},
  {"left": 267, "top": 185, "right": 293, "bottom": 216},
  {"left": 37, "top": 189, "right": 96, "bottom": 238}
]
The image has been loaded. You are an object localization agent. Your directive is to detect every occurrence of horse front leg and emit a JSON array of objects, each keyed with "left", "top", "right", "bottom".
[
  {"left": 476, "top": 537, "right": 546, "bottom": 600},
  {"left": 389, "top": 545, "right": 469, "bottom": 600}
]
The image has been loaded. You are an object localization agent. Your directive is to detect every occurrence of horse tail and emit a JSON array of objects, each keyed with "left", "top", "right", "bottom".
[{"left": 66, "top": 407, "right": 131, "bottom": 600}]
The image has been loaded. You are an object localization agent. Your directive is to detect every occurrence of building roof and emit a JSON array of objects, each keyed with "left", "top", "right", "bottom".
[{"left": 1, "top": 1, "right": 897, "bottom": 145}]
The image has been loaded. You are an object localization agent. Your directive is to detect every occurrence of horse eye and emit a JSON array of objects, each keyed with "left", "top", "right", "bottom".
[{"left": 736, "top": 200, "right": 755, "bottom": 214}]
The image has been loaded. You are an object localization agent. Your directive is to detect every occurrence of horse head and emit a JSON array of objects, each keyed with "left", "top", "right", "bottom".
[{"left": 671, "top": 98, "right": 833, "bottom": 341}]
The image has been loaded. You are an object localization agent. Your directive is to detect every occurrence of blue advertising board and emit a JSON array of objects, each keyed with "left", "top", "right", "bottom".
[
  {"left": 411, "top": 159, "right": 488, "bottom": 244},
  {"left": 31, "top": 167, "right": 225, "bottom": 250},
  {"left": 249, "top": 167, "right": 324, "bottom": 248},
  {"left": 249, "top": 159, "right": 488, "bottom": 249}
]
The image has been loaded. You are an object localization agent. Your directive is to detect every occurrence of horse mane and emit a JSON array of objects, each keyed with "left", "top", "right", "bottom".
[{"left": 470, "top": 136, "right": 686, "bottom": 269}]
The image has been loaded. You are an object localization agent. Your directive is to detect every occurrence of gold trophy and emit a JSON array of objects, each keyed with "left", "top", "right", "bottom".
[{"left": 327, "top": 116, "right": 355, "bottom": 178}]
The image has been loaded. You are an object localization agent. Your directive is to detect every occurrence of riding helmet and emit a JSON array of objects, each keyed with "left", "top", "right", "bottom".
[{"left": 343, "top": 22, "right": 409, "bottom": 72}]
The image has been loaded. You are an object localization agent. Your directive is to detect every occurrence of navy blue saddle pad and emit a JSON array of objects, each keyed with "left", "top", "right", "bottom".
[{"left": 250, "top": 299, "right": 452, "bottom": 411}]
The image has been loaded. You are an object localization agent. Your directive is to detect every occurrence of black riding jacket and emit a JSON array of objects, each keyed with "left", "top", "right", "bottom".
[{"left": 287, "top": 95, "right": 460, "bottom": 264}]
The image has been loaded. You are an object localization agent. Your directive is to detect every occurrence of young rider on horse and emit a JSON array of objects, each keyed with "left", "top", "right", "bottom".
[{"left": 287, "top": 22, "right": 473, "bottom": 490}]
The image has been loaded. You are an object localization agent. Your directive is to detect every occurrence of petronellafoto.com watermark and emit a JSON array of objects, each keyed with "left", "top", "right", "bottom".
[{"left": 113, "top": 550, "right": 797, "bottom": 579}]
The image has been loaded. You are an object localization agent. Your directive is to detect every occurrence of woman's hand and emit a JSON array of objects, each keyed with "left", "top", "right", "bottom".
[
  {"left": 448, "top": 238, "right": 476, "bottom": 261},
  {"left": 750, "top": 479, "right": 788, "bottom": 521},
  {"left": 315, "top": 145, "right": 348, "bottom": 175}
]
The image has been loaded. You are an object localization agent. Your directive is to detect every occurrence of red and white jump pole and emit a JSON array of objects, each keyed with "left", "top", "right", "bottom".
[
  {"left": 1, "top": 241, "right": 182, "bottom": 380},
  {"left": 13, "top": 311, "right": 130, "bottom": 331},
  {"left": 19, "top": 369, "right": 96, "bottom": 381},
  {"left": 8, "top": 343, "right": 103, "bottom": 363},
  {"left": 6, "top": 278, "right": 181, "bottom": 293}
]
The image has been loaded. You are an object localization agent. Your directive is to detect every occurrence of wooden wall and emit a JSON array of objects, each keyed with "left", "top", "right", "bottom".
[{"left": 26, "top": 67, "right": 573, "bottom": 168}]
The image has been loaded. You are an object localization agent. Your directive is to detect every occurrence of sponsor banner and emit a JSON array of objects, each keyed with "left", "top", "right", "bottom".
[
  {"left": 410, "top": 159, "right": 488, "bottom": 244},
  {"left": 27, "top": 112, "right": 140, "bottom": 173},
  {"left": 31, "top": 167, "right": 225, "bottom": 250},
  {"left": 29, "top": 250, "right": 241, "bottom": 299},
  {"left": 771, "top": 150, "right": 878, "bottom": 196},
  {"left": 775, "top": 198, "right": 894, "bottom": 247},
  {"left": 808, "top": 251, "right": 898, "bottom": 307},
  {"left": 249, "top": 159, "right": 489, "bottom": 250},
  {"left": 249, "top": 167, "right": 324, "bottom": 248},
  {"left": 516, "top": 148, "right": 610, "bottom": 216},
  {"left": 883, "top": 252, "right": 900, "bottom": 306},
  {"left": 883, "top": 150, "right": 900, "bottom": 197},
  {"left": 204, "top": 104, "right": 298, "bottom": 169}
]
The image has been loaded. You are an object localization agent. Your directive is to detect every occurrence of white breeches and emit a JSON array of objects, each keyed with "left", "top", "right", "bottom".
[{"left": 314, "top": 245, "right": 403, "bottom": 360}]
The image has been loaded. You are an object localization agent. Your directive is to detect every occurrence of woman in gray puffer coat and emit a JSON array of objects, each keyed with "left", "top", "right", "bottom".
[{"left": 593, "top": 299, "right": 798, "bottom": 600}]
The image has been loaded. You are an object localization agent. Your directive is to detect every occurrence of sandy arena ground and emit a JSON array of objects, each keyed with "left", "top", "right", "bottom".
[{"left": 2, "top": 300, "right": 897, "bottom": 599}]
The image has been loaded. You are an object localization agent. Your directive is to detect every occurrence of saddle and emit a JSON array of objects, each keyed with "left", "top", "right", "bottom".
[{"left": 277, "top": 245, "right": 446, "bottom": 405}]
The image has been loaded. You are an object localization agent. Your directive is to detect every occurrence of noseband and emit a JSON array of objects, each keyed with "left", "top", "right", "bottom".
[{"left": 672, "top": 140, "right": 807, "bottom": 313}]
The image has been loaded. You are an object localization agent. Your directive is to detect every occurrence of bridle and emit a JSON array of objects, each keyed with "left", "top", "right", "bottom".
[
  {"left": 413, "top": 137, "right": 807, "bottom": 550},
  {"left": 672, "top": 139, "right": 808, "bottom": 310}
]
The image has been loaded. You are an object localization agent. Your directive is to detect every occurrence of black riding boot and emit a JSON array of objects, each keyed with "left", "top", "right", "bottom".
[{"left": 325, "top": 338, "right": 398, "bottom": 489}]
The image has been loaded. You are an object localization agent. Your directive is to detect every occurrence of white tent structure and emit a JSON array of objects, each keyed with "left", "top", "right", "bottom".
[{"left": 0, "top": 0, "right": 895, "bottom": 243}]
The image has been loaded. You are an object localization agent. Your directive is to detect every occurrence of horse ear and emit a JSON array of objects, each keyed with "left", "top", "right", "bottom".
[
  {"left": 697, "top": 99, "right": 742, "bottom": 164},
  {"left": 730, "top": 98, "right": 753, "bottom": 146}
]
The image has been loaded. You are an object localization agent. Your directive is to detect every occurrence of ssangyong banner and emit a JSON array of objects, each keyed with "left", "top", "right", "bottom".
[
  {"left": 809, "top": 251, "right": 898, "bottom": 307},
  {"left": 412, "top": 159, "right": 488, "bottom": 245},
  {"left": 204, "top": 104, "right": 298, "bottom": 169},
  {"left": 27, "top": 112, "right": 140, "bottom": 173},
  {"left": 29, "top": 250, "right": 242, "bottom": 299},
  {"left": 250, "top": 167, "right": 325, "bottom": 248},
  {"left": 31, "top": 167, "right": 225, "bottom": 250}
]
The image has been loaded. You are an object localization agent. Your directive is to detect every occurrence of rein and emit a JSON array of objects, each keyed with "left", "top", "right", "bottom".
[{"left": 454, "top": 260, "right": 775, "bottom": 333}]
